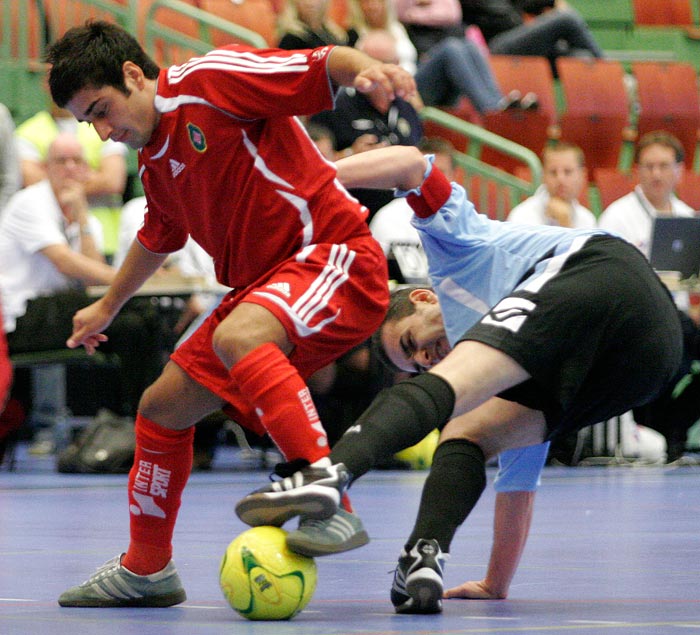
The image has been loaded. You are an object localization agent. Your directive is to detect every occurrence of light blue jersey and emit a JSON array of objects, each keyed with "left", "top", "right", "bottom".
[{"left": 399, "top": 156, "right": 604, "bottom": 491}]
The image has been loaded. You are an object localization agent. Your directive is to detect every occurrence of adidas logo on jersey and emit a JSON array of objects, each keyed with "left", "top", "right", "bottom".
[
  {"left": 169, "top": 158, "right": 186, "bottom": 178},
  {"left": 266, "top": 282, "right": 291, "bottom": 297}
]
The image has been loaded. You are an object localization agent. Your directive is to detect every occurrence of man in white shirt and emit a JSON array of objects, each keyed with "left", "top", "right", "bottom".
[
  {"left": 0, "top": 134, "right": 163, "bottom": 420},
  {"left": 598, "top": 131, "right": 695, "bottom": 257},
  {"left": 0, "top": 133, "right": 113, "bottom": 334},
  {"left": 507, "top": 141, "right": 597, "bottom": 229},
  {"left": 598, "top": 130, "right": 699, "bottom": 463}
]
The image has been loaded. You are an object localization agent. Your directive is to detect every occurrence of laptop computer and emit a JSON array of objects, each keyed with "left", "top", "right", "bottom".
[{"left": 649, "top": 217, "right": 700, "bottom": 280}]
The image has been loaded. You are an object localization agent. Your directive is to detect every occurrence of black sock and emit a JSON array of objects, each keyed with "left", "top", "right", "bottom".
[
  {"left": 330, "top": 373, "right": 455, "bottom": 479},
  {"left": 406, "top": 439, "right": 486, "bottom": 553}
]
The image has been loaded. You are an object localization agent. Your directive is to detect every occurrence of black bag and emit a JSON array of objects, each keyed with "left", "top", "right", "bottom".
[{"left": 57, "top": 409, "right": 135, "bottom": 474}]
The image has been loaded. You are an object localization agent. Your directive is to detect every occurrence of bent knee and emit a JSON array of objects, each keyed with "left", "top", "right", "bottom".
[{"left": 137, "top": 382, "right": 172, "bottom": 425}]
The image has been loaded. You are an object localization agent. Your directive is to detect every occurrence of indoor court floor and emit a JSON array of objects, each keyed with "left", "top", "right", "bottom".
[{"left": 2, "top": 444, "right": 700, "bottom": 635}]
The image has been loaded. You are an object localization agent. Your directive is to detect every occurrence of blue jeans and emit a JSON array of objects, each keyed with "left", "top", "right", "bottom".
[
  {"left": 415, "top": 37, "right": 503, "bottom": 113},
  {"left": 489, "top": 9, "right": 604, "bottom": 60}
]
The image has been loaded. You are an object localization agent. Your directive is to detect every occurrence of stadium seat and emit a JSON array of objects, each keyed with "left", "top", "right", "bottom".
[
  {"left": 556, "top": 58, "right": 634, "bottom": 172},
  {"left": 42, "top": 0, "right": 120, "bottom": 42},
  {"left": 421, "top": 99, "right": 480, "bottom": 154},
  {"left": 141, "top": 0, "right": 203, "bottom": 66},
  {"left": 482, "top": 55, "right": 559, "bottom": 174},
  {"left": 2, "top": 0, "right": 44, "bottom": 59},
  {"left": 593, "top": 167, "right": 637, "bottom": 211},
  {"left": 199, "top": 0, "right": 278, "bottom": 46},
  {"left": 631, "top": 61, "right": 700, "bottom": 169},
  {"left": 677, "top": 170, "right": 700, "bottom": 210},
  {"left": 632, "top": 0, "right": 694, "bottom": 26}
]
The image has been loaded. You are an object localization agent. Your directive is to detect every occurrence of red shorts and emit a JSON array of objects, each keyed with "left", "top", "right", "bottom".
[{"left": 171, "top": 238, "right": 389, "bottom": 435}]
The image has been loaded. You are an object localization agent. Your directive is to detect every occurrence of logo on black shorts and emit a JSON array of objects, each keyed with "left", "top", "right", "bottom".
[{"left": 481, "top": 297, "right": 535, "bottom": 333}]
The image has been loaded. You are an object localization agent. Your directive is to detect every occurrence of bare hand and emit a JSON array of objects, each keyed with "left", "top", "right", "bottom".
[
  {"left": 545, "top": 196, "right": 574, "bottom": 227},
  {"left": 351, "top": 134, "right": 388, "bottom": 155},
  {"left": 57, "top": 180, "right": 89, "bottom": 224},
  {"left": 444, "top": 580, "right": 506, "bottom": 600},
  {"left": 354, "top": 64, "right": 416, "bottom": 114},
  {"left": 67, "top": 299, "right": 114, "bottom": 355}
]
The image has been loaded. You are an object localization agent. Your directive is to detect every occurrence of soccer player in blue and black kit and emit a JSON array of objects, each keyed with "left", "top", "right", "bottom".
[{"left": 236, "top": 145, "right": 684, "bottom": 614}]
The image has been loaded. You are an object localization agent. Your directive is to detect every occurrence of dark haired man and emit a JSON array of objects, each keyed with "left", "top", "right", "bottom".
[
  {"left": 46, "top": 20, "right": 415, "bottom": 607},
  {"left": 236, "top": 144, "right": 683, "bottom": 613}
]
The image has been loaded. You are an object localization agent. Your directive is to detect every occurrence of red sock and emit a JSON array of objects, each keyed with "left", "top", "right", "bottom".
[
  {"left": 122, "top": 415, "right": 194, "bottom": 575},
  {"left": 229, "top": 343, "right": 329, "bottom": 463}
]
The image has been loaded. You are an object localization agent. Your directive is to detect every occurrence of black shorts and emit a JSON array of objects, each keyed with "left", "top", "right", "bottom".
[{"left": 460, "top": 235, "right": 684, "bottom": 441}]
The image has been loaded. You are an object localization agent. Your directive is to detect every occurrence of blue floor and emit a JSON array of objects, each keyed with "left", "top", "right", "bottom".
[{"left": 2, "top": 443, "right": 700, "bottom": 634}]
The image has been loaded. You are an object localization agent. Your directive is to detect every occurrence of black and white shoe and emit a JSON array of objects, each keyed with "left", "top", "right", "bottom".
[
  {"left": 235, "top": 462, "right": 352, "bottom": 527},
  {"left": 390, "top": 539, "right": 447, "bottom": 614}
]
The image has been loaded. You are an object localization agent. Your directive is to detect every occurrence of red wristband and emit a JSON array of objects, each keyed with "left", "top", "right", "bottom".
[{"left": 407, "top": 165, "right": 452, "bottom": 218}]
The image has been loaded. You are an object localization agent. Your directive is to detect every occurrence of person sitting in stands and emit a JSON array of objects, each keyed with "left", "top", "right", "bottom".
[{"left": 507, "top": 141, "right": 596, "bottom": 228}]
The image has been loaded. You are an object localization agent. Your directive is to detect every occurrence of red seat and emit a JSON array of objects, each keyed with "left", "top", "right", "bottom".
[
  {"left": 199, "top": 0, "right": 278, "bottom": 46},
  {"left": 593, "top": 168, "right": 637, "bottom": 211},
  {"left": 676, "top": 171, "right": 700, "bottom": 211},
  {"left": 631, "top": 61, "right": 700, "bottom": 169},
  {"left": 482, "top": 55, "right": 559, "bottom": 174},
  {"left": 556, "top": 58, "right": 633, "bottom": 172},
  {"left": 632, "top": 0, "right": 693, "bottom": 25},
  {"left": 421, "top": 99, "right": 481, "bottom": 155}
]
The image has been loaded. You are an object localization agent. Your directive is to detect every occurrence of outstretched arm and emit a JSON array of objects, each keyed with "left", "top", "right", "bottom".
[
  {"left": 336, "top": 145, "right": 427, "bottom": 191},
  {"left": 444, "top": 490, "right": 535, "bottom": 600},
  {"left": 67, "top": 240, "right": 168, "bottom": 353}
]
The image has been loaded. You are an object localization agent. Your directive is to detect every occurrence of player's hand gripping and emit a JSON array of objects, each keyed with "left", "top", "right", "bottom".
[
  {"left": 354, "top": 63, "right": 416, "bottom": 115},
  {"left": 66, "top": 298, "right": 115, "bottom": 355}
]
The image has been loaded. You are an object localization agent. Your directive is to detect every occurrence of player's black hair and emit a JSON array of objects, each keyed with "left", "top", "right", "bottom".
[
  {"left": 371, "top": 285, "right": 428, "bottom": 373},
  {"left": 46, "top": 20, "right": 160, "bottom": 107}
]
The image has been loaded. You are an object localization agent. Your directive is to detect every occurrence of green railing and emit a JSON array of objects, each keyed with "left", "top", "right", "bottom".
[
  {"left": 420, "top": 107, "right": 541, "bottom": 220},
  {"left": 145, "top": 0, "right": 267, "bottom": 66},
  {"left": 1, "top": 0, "right": 267, "bottom": 123}
]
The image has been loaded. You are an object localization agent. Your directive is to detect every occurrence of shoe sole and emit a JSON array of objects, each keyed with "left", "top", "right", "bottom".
[
  {"left": 235, "top": 485, "right": 340, "bottom": 527},
  {"left": 286, "top": 528, "right": 370, "bottom": 557},
  {"left": 58, "top": 589, "right": 187, "bottom": 608},
  {"left": 396, "top": 569, "right": 443, "bottom": 614}
]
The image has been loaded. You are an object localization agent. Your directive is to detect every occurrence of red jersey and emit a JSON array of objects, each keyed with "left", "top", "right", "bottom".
[{"left": 137, "top": 45, "right": 373, "bottom": 288}]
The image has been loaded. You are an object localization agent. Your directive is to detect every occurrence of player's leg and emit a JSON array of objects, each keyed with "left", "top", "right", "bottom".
[
  {"left": 236, "top": 341, "right": 534, "bottom": 543},
  {"left": 214, "top": 301, "right": 332, "bottom": 469},
  {"left": 58, "top": 362, "right": 225, "bottom": 608},
  {"left": 391, "top": 398, "right": 545, "bottom": 614},
  {"left": 232, "top": 242, "right": 388, "bottom": 535}
]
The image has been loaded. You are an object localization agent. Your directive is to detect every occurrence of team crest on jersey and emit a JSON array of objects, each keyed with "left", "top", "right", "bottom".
[{"left": 187, "top": 122, "right": 207, "bottom": 153}]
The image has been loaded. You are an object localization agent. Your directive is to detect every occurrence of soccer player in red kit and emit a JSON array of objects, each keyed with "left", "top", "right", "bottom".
[{"left": 46, "top": 21, "right": 415, "bottom": 607}]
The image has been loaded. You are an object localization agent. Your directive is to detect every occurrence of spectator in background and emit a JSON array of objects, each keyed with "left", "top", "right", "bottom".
[
  {"left": 598, "top": 131, "right": 694, "bottom": 257},
  {"left": 394, "top": 0, "right": 465, "bottom": 56},
  {"left": 0, "top": 103, "right": 21, "bottom": 213},
  {"left": 460, "top": 0, "right": 604, "bottom": 75},
  {"left": 356, "top": 0, "right": 531, "bottom": 115},
  {"left": 277, "top": 0, "right": 358, "bottom": 49},
  {"left": 350, "top": 0, "right": 418, "bottom": 73},
  {"left": 304, "top": 122, "right": 338, "bottom": 161},
  {"left": 599, "top": 130, "right": 699, "bottom": 463},
  {"left": 0, "top": 134, "right": 163, "bottom": 424},
  {"left": 507, "top": 141, "right": 596, "bottom": 228},
  {"left": 15, "top": 102, "right": 128, "bottom": 262},
  {"left": 310, "top": 29, "right": 423, "bottom": 219}
]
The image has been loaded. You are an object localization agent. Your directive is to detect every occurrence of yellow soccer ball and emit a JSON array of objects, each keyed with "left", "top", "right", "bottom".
[
  {"left": 220, "top": 526, "right": 317, "bottom": 620},
  {"left": 395, "top": 429, "right": 439, "bottom": 470}
]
